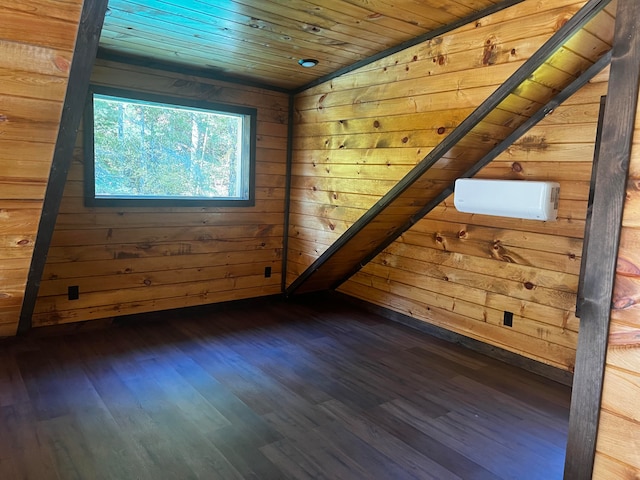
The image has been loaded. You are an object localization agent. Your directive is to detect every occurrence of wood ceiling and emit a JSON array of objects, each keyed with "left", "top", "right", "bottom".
[{"left": 99, "top": 0, "right": 516, "bottom": 91}]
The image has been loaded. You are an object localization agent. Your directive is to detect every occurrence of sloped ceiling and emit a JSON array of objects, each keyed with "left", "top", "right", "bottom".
[
  {"left": 99, "top": 0, "right": 518, "bottom": 90},
  {"left": 0, "top": 1, "right": 87, "bottom": 336},
  {"left": 285, "top": 0, "right": 615, "bottom": 295}
]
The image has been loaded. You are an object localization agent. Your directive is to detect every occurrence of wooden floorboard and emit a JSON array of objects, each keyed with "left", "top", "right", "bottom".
[{"left": 0, "top": 296, "right": 570, "bottom": 479}]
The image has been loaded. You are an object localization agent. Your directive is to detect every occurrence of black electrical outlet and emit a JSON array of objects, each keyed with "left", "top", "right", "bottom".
[
  {"left": 503, "top": 311, "right": 513, "bottom": 327},
  {"left": 68, "top": 285, "right": 79, "bottom": 300},
  {"left": 264, "top": 266, "right": 272, "bottom": 278}
]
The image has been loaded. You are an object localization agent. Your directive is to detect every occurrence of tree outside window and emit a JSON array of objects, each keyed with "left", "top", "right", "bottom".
[{"left": 84, "top": 86, "right": 256, "bottom": 207}]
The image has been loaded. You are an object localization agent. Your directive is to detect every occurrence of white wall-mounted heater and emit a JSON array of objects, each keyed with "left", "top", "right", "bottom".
[{"left": 453, "top": 179, "right": 560, "bottom": 221}]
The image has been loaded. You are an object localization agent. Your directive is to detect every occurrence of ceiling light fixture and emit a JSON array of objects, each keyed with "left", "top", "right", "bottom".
[{"left": 298, "top": 59, "right": 319, "bottom": 68}]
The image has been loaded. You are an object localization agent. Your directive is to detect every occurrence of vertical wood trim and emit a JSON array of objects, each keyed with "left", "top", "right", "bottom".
[
  {"left": 576, "top": 95, "right": 607, "bottom": 319},
  {"left": 17, "top": 0, "right": 110, "bottom": 334},
  {"left": 564, "top": 0, "right": 640, "bottom": 477},
  {"left": 281, "top": 94, "right": 295, "bottom": 291}
]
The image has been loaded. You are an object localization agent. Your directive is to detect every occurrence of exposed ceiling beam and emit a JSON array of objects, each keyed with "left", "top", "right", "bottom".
[
  {"left": 96, "top": 48, "right": 291, "bottom": 94},
  {"left": 18, "top": 0, "right": 110, "bottom": 334}
]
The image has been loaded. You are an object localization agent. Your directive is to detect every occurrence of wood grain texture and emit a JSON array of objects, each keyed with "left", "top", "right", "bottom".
[
  {"left": 287, "top": 0, "right": 612, "bottom": 298},
  {"left": 287, "top": 0, "right": 612, "bottom": 370},
  {"left": 98, "top": 0, "right": 520, "bottom": 90},
  {"left": 19, "top": 0, "right": 111, "bottom": 336},
  {"left": 592, "top": 0, "right": 640, "bottom": 476},
  {"left": 29, "top": 60, "right": 289, "bottom": 328},
  {"left": 566, "top": 0, "right": 640, "bottom": 477},
  {"left": 0, "top": 1, "right": 84, "bottom": 336},
  {"left": 0, "top": 295, "right": 571, "bottom": 479}
]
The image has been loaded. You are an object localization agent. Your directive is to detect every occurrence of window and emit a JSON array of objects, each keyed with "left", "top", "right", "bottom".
[{"left": 84, "top": 85, "right": 256, "bottom": 207}]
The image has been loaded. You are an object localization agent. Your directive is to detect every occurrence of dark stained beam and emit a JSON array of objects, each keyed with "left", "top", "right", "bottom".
[
  {"left": 575, "top": 95, "right": 607, "bottom": 319},
  {"left": 96, "top": 48, "right": 290, "bottom": 94},
  {"left": 18, "top": 0, "right": 110, "bottom": 334},
  {"left": 564, "top": 0, "right": 640, "bottom": 477}
]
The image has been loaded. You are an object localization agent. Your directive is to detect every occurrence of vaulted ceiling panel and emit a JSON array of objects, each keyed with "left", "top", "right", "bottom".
[{"left": 100, "top": 0, "right": 512, "bottom": 89}]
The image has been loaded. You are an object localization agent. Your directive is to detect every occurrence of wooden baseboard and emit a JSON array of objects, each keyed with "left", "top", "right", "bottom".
[
  {"left": 327, "top": 291, "right": 574, "bottom": 387},
  {"left": 112, "top": 294, "right": 285, "bottom": 325},
  {"left": 27, "top": 294, "right": 285, "bottom": 336}
]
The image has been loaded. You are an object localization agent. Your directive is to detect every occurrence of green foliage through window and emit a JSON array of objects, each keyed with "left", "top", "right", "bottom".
[{"left": 84, "top": 86, "right": 256, "bottom": 207}]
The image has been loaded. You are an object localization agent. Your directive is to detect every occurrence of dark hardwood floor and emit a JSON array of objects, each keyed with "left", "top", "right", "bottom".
[{"left": 0, "top": 296, "right": 571, "bottom": 479}]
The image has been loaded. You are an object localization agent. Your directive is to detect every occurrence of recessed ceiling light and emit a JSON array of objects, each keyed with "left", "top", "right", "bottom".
[{"left": 298, "top": 59, "right": 319, "bottom": 68}]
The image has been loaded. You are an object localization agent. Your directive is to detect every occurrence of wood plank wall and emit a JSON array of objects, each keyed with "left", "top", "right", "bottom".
[
  {"left": 338, "top": 76, "right": 608, "bottom": 372},
  {"left": 30, "top": 60, "right": 288, "bottom": 327},
  {"left": 289, "top": 0, "right": 614, "bottom": 370},
  {"left": 592, "top": 67, "right": 640, "bottom": 476},
  {"left": 0, "top": 1, "right": 83, "bottom": 336}
]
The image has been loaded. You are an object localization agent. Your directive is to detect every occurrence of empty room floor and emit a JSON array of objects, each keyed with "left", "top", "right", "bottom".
[{"left": 0, "top": 295, "right": 570, "bottom": 479}]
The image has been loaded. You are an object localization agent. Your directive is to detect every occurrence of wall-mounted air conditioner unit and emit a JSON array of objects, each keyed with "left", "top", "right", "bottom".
[{"left": 453, "top": 179, "right": 560, "bottom": 221}]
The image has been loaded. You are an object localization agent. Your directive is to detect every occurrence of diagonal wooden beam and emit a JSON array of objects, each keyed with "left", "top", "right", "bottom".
[
  {"left": 565, "top": 0, "right": 640, "bottom": 477},
  {"left": 17, "top": 0, "right": 110, "bottom": 334},
  {"left": 286, "top": 0, "right": 613, "bottom": 296},
  {"left": 333, "top": 51, "right": 612, "bottom": 290}
]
